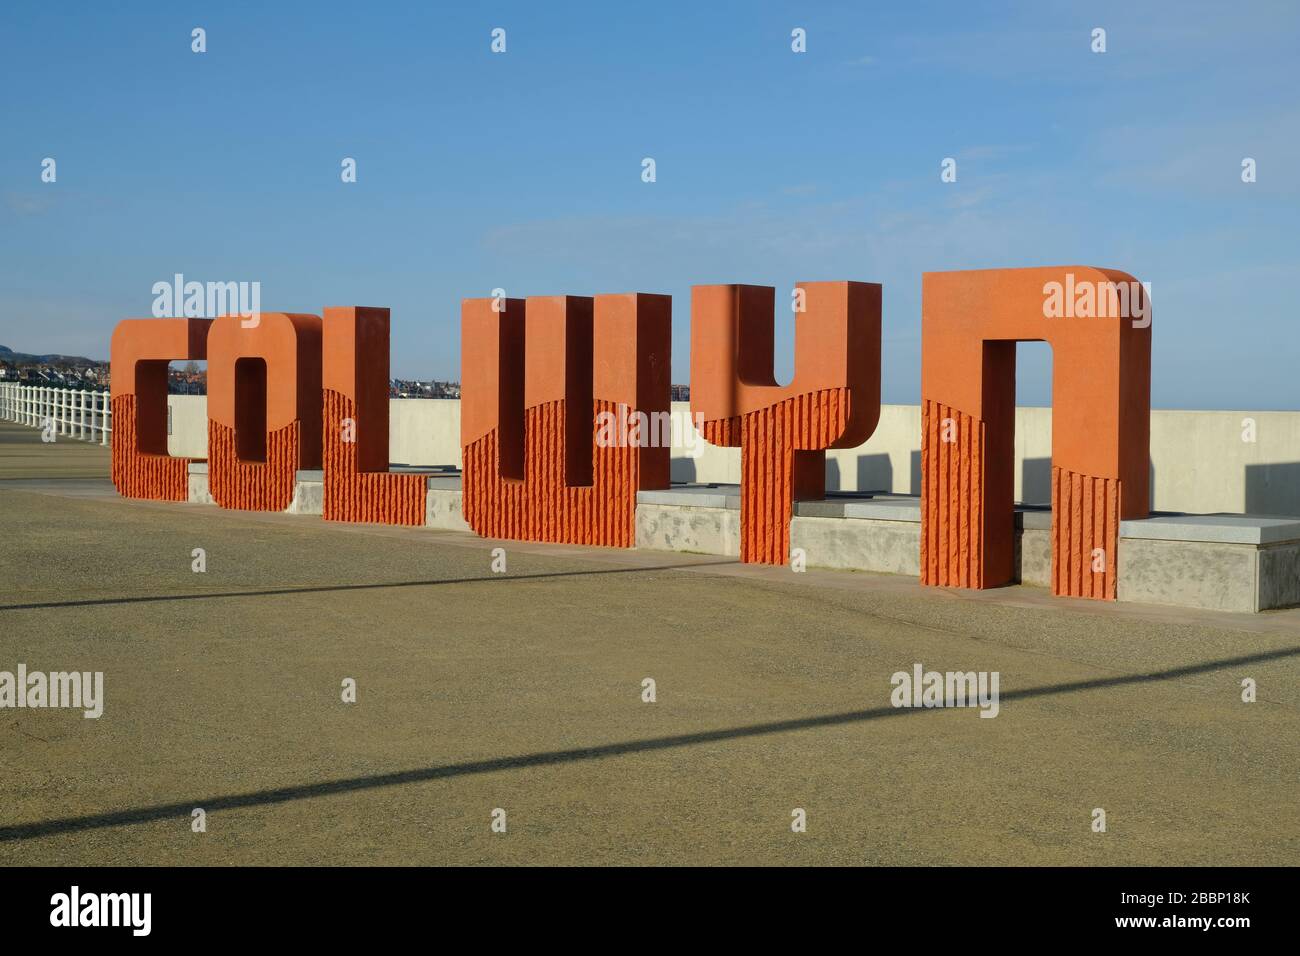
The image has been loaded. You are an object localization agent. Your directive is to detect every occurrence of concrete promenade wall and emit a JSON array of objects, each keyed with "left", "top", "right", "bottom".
[{"left": 166, "top": 396, "right": 1300, "bottom": 518}]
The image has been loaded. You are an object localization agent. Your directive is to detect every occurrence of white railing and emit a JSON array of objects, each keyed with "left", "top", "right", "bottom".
[{"left": 0, "top": 382, "right": 112, "bottom": 445}]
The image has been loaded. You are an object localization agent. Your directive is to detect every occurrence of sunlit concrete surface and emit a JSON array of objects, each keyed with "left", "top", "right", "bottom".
[{"left": 1, "top": 421, "right": 1297, "bottom": 865}]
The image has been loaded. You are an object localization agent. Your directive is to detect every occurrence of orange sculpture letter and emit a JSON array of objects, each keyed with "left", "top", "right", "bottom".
[
  {"left": 110, "top": 318, "right": 212, "bottom": 500},
  {"left": 321, "top": 306, "right": 426, "bottom": 525},
  {"left": 460, "top": 293, "right": 671, "bottom": 546},
  {"left": 921, "top": 267, "right": 1151, "bottom": 599},
  {"left": 690, "top": 282, "right": 882, "bottom": 564},
  {"left": 206, "top": 312, "right": 323, "bottom": 511}
]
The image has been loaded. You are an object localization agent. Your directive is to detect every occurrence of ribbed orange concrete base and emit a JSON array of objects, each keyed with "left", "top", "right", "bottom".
[
  {"left": 920, "top": 399, "right": 986, "bottom": 588},
  {"left": 462, "top": 398, "right": 639, "bottom": 547},
  {"left": 703, "top": 387, "right": 850, "bottom": 565},
  {"left": 322, "top": 389, "right": 426, "bottom": 526},
  {"left": 109, "top": 394, "right": 191, "bottom": 501},
  {"left": 920, "top": 399, "right": 1119, "bottom": 600},
  {"left": 1052, "top": 466, "right": 1119, "bottom": 600},
  {"left": 208, "top": 419, "right": 300, "bottom": 511}
]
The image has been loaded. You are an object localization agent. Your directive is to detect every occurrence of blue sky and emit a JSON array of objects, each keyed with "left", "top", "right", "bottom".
[{"left": 1, "top": 0, "right": 1297, "bottom": 408}]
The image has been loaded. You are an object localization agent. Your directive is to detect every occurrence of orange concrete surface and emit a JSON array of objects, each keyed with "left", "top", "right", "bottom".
[
  {"left": 460, "top": 293, "right": 670, "bottom": 546},
  {"left": 690, "top": 282, "right": 882, "bottom": 564},
  {"left": 321, "top": 307, "right": 425, "bottom": 526},
  {"left": 205, "top": 312, "right": 322, "bottom": 512},
  {"left": 921, "top": 266, "right": 1152, "bottom": 599},
  {"left": 108, "top": 317, "right": 212, "bottom": 501}
]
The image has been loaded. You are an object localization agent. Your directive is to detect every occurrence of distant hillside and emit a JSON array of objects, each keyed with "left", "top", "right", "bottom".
[{"left": 0, "top": 344, "right": 105, "bottom": 365}]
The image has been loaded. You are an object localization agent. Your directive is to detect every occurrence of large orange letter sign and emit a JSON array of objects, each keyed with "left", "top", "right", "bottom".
[
  {"left": 921, "top": 267, "right": 1151, "bottom": 599},
  {"left": 460, "top": 293, "right": 671, "bottom": 546},
  {"left": 322, "top": 306, "right": 426, "bottom": 525},
  {"left": 110, "top": 318, "right": 212, "bottom": 500},
  {"left": 691, "top": 282, "right": 881, "bottom": 564},
  {"left": 206, "top": 312, "right": 323, "bottom": 511}
]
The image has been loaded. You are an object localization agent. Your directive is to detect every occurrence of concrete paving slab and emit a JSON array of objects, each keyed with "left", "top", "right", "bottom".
[{"left": 0, "top": 420, "right": 110, "bottom": 480}]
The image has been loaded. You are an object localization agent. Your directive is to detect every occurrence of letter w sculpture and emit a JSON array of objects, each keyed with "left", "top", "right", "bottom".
[{"left": 460, "top": 293, "right": 671, "bottom": 547}]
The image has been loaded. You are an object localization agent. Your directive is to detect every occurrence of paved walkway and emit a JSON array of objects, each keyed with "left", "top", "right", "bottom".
[
  {"left": 0, "top": 417, "right": 112, "bottom": 479},
  {"left": 1, "top": 420, "right": 1296, "bottom": 864}
]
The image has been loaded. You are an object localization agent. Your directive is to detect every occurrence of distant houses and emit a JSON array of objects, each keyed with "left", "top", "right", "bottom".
[
  {"left": 0, "top": 344, "right": 107, "bottom": 389},
  {"left": 1, "top": 361, "right": 468, "bottom": 399},
  {"left": 168, "top": 364, "right": 206, "bottom": 395},
  {"left": 2, "top": 362, "right": 680, "bottom": 404},
  {"left": 0, "top": 362, "right": 105, "bottom": 388},
  {"left": 0, "top": 343, "right": 686, "bottom": 403},
  {"left": 390, "top": 379, "right": 461, "bottom": 399}
]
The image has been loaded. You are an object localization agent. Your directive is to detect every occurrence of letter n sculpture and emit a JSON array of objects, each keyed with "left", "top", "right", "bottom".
[
  {"left": 460, "top": 293, "right": 671, "bottom": 546},
  {"left": 921, "top": 267, "right": 1152, "bottom": 599},
  {"left": 691, "top": 282, "right": 882, "bottom": 564}
]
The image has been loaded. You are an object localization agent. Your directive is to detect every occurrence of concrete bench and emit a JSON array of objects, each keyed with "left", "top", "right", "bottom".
[
  {"left": 636, "top": 483, "right": 1300, "bottom": 613},
  {"left": 182, "top": 466, "right": 1300, "bottom": 613}
]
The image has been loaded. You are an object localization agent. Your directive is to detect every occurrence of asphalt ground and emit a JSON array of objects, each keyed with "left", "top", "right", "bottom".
[{"left": 1, "top": 421, "right": 1296, "bottom": 865}]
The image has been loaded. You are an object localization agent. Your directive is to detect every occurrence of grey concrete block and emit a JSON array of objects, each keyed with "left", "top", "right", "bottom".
[
  {"left": 1257, "top": 543, "right": 1300, "bottom": 610},
  {"left": 287, "top": 480, "right": 323, "bottom": 516},
  {"left": 1118, "top": 537, "right": 1259, "bottom": 613},
  {"left": 426, "top": 488, "right": 471, "bottom": 532},
  {"left": 636, "top": 503, "right": 739, "bottom": 556},
  {"left": 790, "top": 516, "right": 920, "bottom": 575},
  {"left": 1016, "top": 528, "right": 1052, "bottom": 587},
  {"left": 187, "top": 473, "right": 214, "bottom": 505}
]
